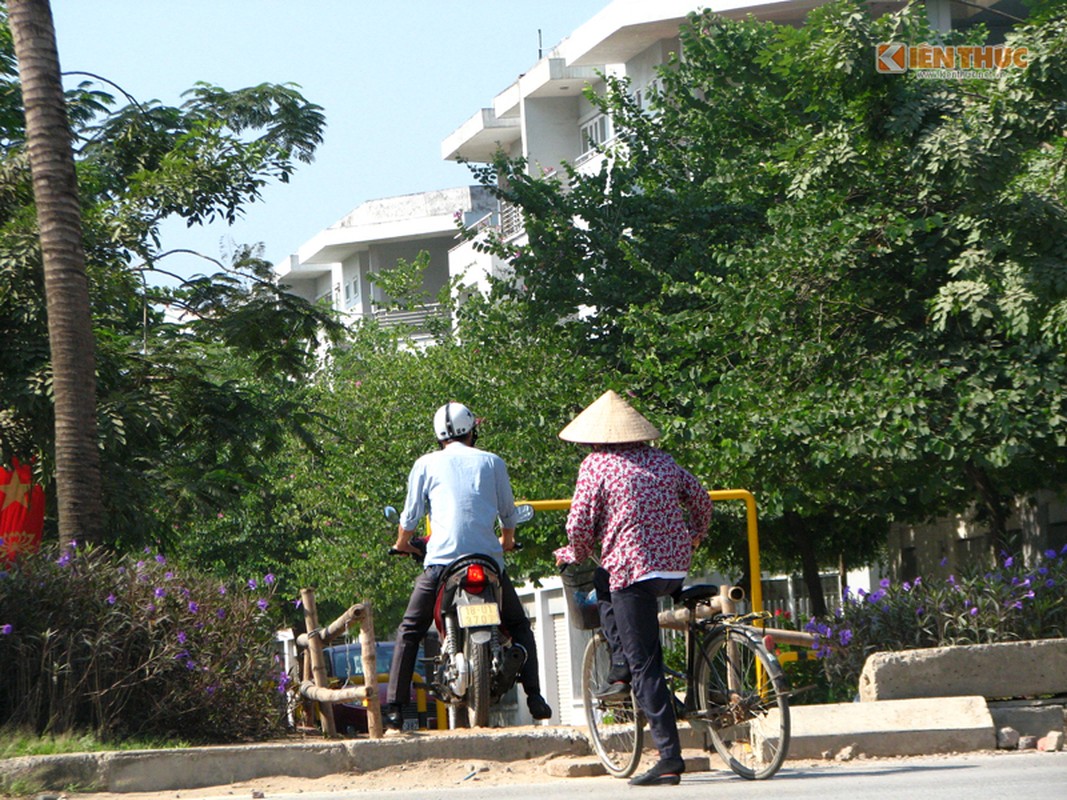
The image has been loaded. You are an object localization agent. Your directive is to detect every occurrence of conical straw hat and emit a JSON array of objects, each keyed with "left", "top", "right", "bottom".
[{"left": 559, "top": 390, "right": 661, "bottom": 444}]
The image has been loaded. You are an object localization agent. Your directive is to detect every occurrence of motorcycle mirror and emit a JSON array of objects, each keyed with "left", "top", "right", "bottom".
[
  {"left": 383, "top": 506, "right": 400, "bottom": 524},
  {"left": 515, "top": 503, "right": 535, "bottom": 525}
]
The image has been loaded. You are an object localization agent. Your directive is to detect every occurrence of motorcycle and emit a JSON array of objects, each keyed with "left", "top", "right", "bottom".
[{"left": 386, "top": 503, "right": 535, "bottom": 728}]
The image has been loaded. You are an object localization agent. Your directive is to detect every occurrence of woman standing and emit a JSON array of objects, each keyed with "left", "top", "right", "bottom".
[{"left": 555, "top": 390, "right": 713, "bottom": 787}]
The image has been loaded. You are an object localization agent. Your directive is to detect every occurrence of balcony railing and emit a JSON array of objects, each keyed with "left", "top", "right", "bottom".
[
  {"left": 500, "top": 201, "right": 524, "bottom": 240},
  {"left": 372, "top": 302, "right": 446, "bottom": 339}
]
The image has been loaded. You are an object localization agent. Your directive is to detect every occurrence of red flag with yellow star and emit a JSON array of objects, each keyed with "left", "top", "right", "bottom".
[{"left": 1, "top": 457, "right": 45, "bottom": 566}]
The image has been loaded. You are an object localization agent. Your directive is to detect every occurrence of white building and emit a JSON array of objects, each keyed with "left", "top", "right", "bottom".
[
  {"left": 273, "top": 186, "right": 500, "bottom": 339},
  {"left": 275, "top": 0, "right": 1022, "bottom": 328},
  {"left": 435, "top": 0, "right": 1021, "bottom": 325}
]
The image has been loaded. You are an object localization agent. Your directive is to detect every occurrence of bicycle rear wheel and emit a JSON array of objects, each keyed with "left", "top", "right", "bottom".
[
  {"left": 581, "top": 631, "right": 644, "bottom": 777},
  {"left": 693, "top": 628, "right": 790, "bottom": 780}
]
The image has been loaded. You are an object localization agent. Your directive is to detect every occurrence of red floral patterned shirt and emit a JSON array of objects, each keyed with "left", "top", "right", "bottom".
[{"left": 554, "top": 444, "right": 713, "bottom": 591}]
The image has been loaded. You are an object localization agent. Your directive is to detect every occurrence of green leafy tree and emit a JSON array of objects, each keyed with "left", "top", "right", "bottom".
[
  {"left": 0, "top": 7, "right": 340, "bottom": 562},
  {"left": 462, "top": 1, "right": 1067, "bottom": 611},
  {"left": 273, "top": 311, "right": 607, "bottom": 628}
]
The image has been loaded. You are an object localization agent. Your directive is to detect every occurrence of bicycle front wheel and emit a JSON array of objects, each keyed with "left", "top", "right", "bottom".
[
  {"left": 693, "top": 628, "right": 791, "bottom": 780},
  {"left": 581, "top": 631, "right": 644, "bottom": 777}
]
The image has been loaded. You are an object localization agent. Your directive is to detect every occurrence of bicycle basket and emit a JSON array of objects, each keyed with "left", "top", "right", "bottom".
[{"left": 561, "top": 561, "right": 601, "bottom": 630}]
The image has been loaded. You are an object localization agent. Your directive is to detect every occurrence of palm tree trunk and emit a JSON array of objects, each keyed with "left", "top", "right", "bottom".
[{"left": 9, "top": 0, "right": 103, "bottom": 546}]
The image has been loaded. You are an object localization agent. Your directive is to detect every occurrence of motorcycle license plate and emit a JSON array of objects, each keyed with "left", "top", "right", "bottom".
[{"left": 457, "top": 603, "right": 501, "bottom": 628}]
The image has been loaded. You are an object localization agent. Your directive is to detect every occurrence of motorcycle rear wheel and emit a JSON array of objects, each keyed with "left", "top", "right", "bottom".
[
  {"left": 467, "top": 638, "right": 492, "bottom": 727},
  {"left": 448, "top": 703, "right": 469, "bottom": 729}
]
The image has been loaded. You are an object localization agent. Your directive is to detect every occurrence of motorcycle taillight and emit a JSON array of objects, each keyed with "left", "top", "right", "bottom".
[{"left": 464, "top": 563, "right": 487, "bottom": 594}]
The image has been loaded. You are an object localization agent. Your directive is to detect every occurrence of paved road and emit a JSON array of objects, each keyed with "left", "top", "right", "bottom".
[{"left": 161, "top": 751, "right": 1065, "bottom": 800}]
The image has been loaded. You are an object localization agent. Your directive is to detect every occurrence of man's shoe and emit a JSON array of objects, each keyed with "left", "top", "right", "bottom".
[
  {"left": 606, "top": 664, "right": 632, "bottom": 684},
  {"left": 383, "top": 702, "right": 404, "bottom": 732},
  {"left": 527, "top": 693, "right": 553, "bottom": 720},
  {"left": 628, "top": 758, "right": 685, "bottom": 787}
]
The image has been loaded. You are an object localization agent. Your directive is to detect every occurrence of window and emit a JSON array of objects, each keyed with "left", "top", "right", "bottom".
[
  {"left": 579, "top": 114, "right": 611, "bottom": 155},
  {"left": 345, "top": 279, "right": 359, "bottom": 308},
  {"left": 632, "top": 79, "right": 662, "bottom": 116}
]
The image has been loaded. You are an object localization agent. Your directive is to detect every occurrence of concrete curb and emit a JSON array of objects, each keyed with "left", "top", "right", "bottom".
[
  {"left": 4, "top": 698, "right": 1065, "bottom": 793},
  {"left": 675, "top": 696, "right": 998, "bottom": 760},
  {"left": 0, "top": 728, "right": 591, "bottom": 794}
]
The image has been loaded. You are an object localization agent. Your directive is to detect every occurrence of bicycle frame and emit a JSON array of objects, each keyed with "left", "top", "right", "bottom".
[{"left": 685, "top": 612, "right": 777, "bottom": 707}]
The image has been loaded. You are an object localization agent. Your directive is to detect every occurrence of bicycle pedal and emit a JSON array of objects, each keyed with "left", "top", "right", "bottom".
[{"left": 594, "top": 681, "right": 631, "bottom": 699}]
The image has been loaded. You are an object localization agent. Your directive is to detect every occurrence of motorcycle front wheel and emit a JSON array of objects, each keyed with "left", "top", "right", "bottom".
[{"left": 467, "top": 637, "right": 492, "bottom": 727}]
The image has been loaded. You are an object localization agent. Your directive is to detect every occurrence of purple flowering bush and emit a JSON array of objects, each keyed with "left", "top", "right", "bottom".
[
  {"left": 0, "top": 543, "right": 285, "bottom": 742},
  {"left": 806, "top": 546, "right": 1067, "bottom": 697}
]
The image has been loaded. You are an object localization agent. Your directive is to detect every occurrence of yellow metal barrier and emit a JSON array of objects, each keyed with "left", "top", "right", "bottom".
[
  {"left": 775, "top": 650, "right": 819, "bottom": 664},
  {"left": 356, "top": 673, "right": 446, "bottom": 731},
  {"left": 526, "top": 489, "right": 763, "bottom": 613}
]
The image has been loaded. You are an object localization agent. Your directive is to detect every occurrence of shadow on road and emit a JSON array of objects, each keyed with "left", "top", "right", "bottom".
[{"left": 682, "top": 761, "right": 979, "bottom": 785}]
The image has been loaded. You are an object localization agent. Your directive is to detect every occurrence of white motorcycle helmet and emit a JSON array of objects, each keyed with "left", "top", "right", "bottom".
[{"left": 433, "top": 402, "right": 477, "bottom": 442}]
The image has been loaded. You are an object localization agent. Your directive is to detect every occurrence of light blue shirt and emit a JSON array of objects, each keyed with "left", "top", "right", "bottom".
[{"left": 400, "top": 442, "right": 517, "bottom": 571}]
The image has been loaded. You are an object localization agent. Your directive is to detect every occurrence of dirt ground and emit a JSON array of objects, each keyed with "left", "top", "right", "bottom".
[{"left": 72, "top": 752, "right": 592, "bottom": 800}]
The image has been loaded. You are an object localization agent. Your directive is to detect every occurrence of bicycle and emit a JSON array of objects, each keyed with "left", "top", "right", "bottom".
[{"left": 581, "top": 584, "right": 791, "bottom": 781}]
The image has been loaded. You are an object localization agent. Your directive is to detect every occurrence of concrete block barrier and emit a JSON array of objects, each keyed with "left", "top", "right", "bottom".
[
  {"left": 859, "top": 639, "right": 1067, "bottom": 702},
  {"left": 785, "top": 696, "right": 996, "bottom": 760}
]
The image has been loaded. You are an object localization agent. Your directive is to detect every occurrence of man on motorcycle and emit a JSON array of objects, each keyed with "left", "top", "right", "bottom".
[{"left": 385, "top": 402, "right": 552, "bottom": 730}]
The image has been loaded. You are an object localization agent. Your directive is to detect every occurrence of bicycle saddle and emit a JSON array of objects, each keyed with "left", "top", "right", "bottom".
[{"left": 673, "top": 584, "right": 719, "bottom": 606}]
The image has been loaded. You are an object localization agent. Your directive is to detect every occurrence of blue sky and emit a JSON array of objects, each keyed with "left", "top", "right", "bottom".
[{"left": 51, "top": 1, "right": 607, "bottom": 284}]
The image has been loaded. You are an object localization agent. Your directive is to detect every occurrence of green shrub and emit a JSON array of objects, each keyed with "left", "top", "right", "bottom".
[
  {"left": 805, "top": 546, "right": 1067, "bottom": 698},
  {"left": 0, "top": 543, "right": 288, "bottom": 743}
]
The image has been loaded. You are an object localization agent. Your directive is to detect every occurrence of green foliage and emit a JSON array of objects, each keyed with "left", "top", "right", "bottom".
[
  {"left": 0, "top": 9, "right": 340, "bottom": 558},
  {"left": 460, "top": 1, "right": 1067, "bottom": 605},
  {"left": 0, "top": 543, "right": 287, "bottom": 742},
  {"left": 758, "top": 610, "right": 850, "bottom": 705},
  {"left": 806, "top": 546, "right": 1067, "bottom": 697},
  {"left": 270, "top": 312, "right": 609, "bottom": 628},
  {"left": 81, "top": 80, "right": 324, "bottom": 232},
  {"left": 0, "top": 727, "right": 189, "bottom": 757}
]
